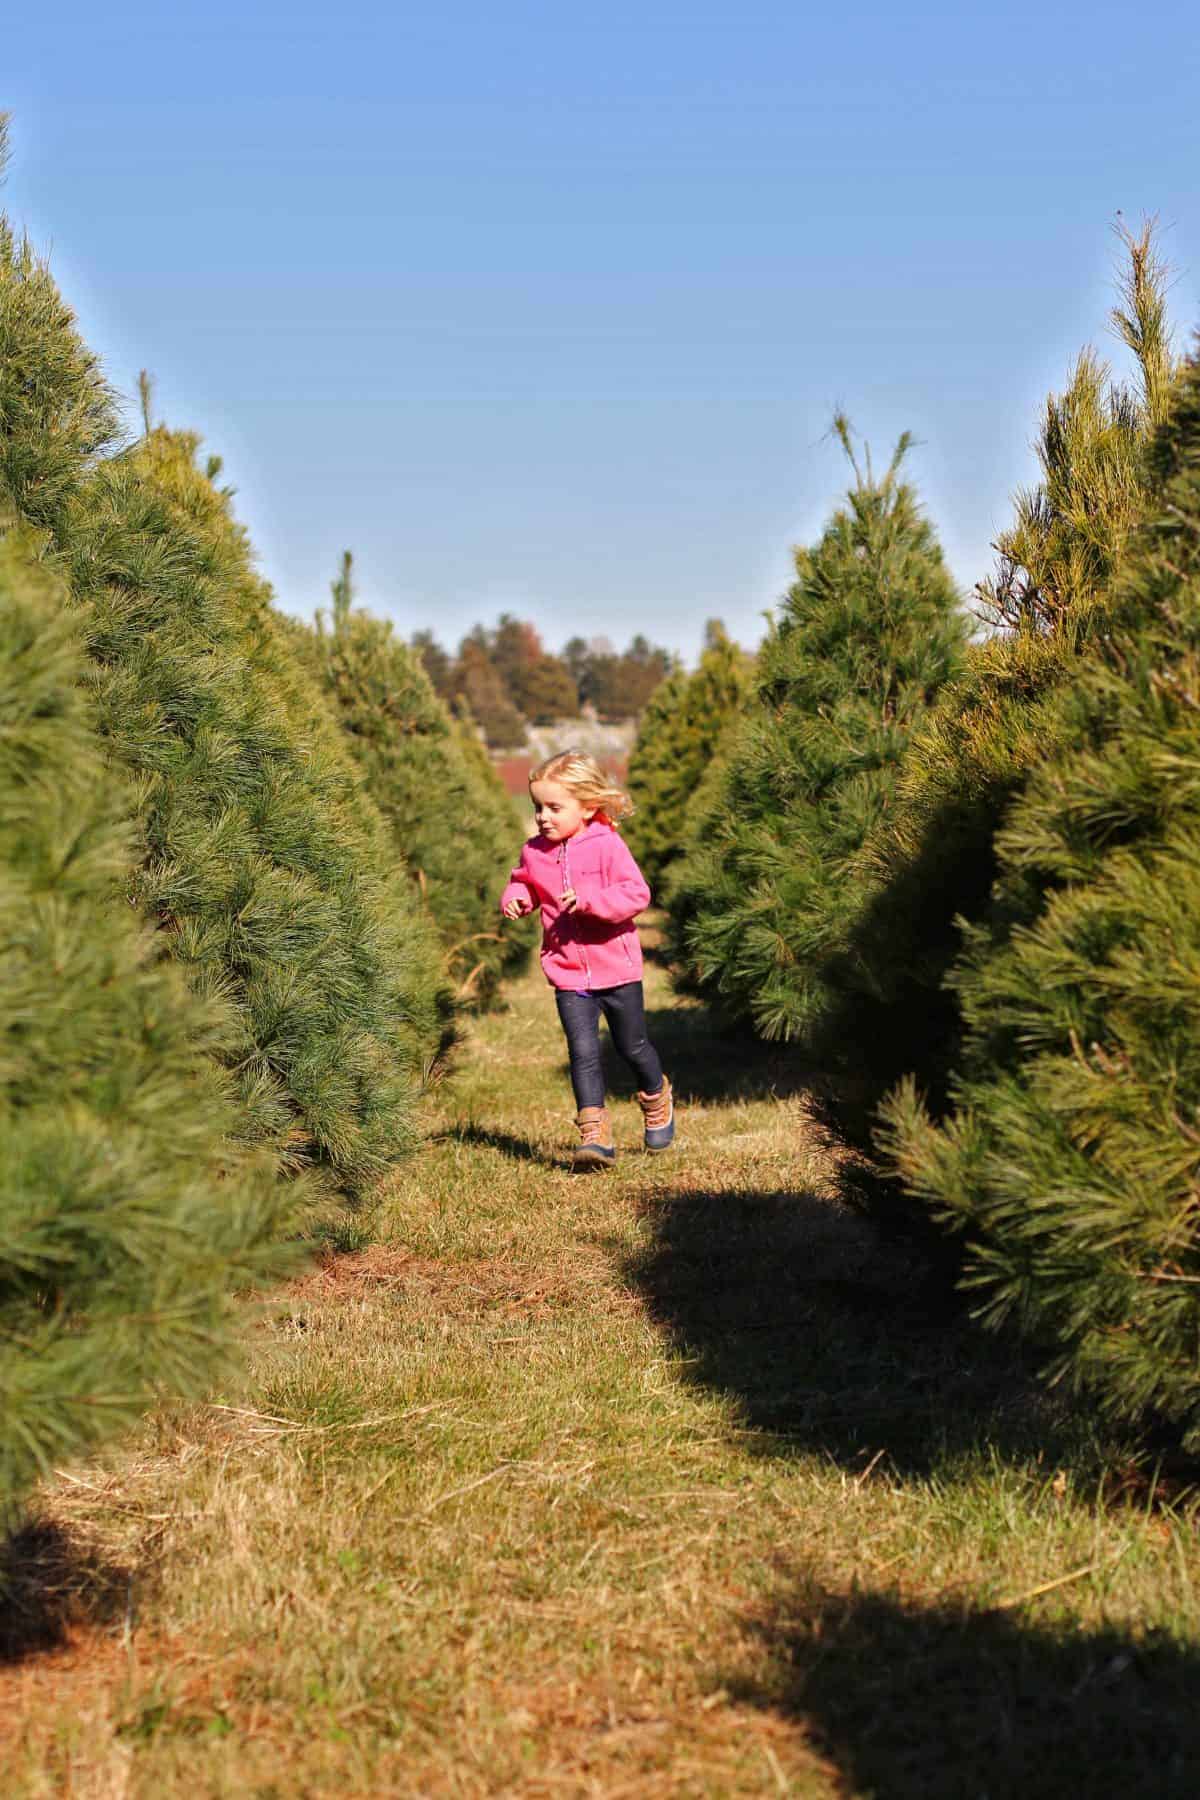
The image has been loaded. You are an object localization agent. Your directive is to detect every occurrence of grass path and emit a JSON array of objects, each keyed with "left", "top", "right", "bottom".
[{"left": 7, "top": 936, "right": 1200, "bottom": 1796}]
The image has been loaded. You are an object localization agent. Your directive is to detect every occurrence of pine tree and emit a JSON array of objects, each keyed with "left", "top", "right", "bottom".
[
  {"left": 617, "top": 635, "right": 675, "bottom": 716},
  {"left": 568, "top": 634, "right": 673, "bottom": 721},
  {"left": 0, "top": 525, "right": 295, "bottom": 1514},
  {"left": 295, "top": 554, "right": 534, "bottom": 1006},
  {"left": 666, "top": 425, "right": 967, "bottom": 1042},
  {"left": 0, "top": 203, "right": 450, "bottom": 1202},
  {"left": 562, "top": 635, "right": 592, "bottom": 703},
  {"left": 453, "top": 637, "right": 527, "bottom": 748},
  {"left": 91, "top": 425, "right": 455, "bottom": 1186},
  {"left": 624, "top": 623, "right": 754, "bottom": 892},
  {"left": 485, "top": 615, "right": 576, "bottom": 723},
  {"left": 411, "top": 629, "right": 455, "bottom": 703},
  {"left": 518, "top": 650, "right": 580, "bottom": 725},
  {"left": 814, "top": 226, "right": 1179, "bottom": 1158},
  {"left": 881, "top": 348, "right": 1200, "bottom": 1448}
]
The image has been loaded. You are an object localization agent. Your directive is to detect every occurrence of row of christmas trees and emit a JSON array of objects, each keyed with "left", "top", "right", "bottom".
[
  {"left": 631, "top": 225, "right": 1200, "bottom": 1455},
  {"left": 0, "top": 119, "right": 531, "bottom": 1515}
]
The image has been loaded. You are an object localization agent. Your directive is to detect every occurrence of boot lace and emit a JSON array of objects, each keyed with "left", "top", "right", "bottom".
[
  {"left": 578, "top": 1110, "right": 608, "bottom": 1145},
  {"left": 639, "top": 1083, "right": 671, "bottom": 1128}
]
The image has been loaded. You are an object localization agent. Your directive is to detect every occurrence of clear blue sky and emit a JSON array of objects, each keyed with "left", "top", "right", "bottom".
[{"left": 6, "top": 3, "right": 1198, "bottom": 661}]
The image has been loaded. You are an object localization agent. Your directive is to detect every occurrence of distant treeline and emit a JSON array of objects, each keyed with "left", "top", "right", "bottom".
[{"left": 411, "top": 617, "right": 676, "bottom": 748}]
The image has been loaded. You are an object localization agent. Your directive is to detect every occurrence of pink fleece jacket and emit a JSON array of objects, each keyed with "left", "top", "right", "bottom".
[{"left": 500, "top": 819, "right": 652, "bottom": 991}]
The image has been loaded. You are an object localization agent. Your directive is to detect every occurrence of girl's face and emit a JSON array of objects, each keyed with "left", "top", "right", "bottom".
[{"left": 530, "top": 779, "right": 594, "bottom": 843}]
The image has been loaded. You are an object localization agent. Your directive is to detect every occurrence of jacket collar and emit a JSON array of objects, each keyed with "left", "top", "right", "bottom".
[{"left": 536, "top": 819, "right": 608, "bottom": 852}]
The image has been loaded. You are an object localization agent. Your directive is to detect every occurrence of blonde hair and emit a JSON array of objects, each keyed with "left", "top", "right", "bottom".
[{"left": 529, "top": 750, "right": 634, "bottom": 826}]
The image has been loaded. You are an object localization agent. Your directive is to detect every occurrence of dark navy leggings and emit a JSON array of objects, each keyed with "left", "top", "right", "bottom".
[{"left": 555, "top": 981, "right": 665, "bottom": 1111}]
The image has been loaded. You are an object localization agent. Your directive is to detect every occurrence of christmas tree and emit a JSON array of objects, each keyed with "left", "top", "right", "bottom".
[
  {"left": 882, "top": 347, "right": 1200, "bottom": 1447},
  {"left": 454, "top": 636, "right": 527, "bottom": 749},
  {"left": 489, "top": 614, "right": 579, "bottom": 723},
  {"left": 625, "top": 622, "right": 754, "bottom": 893},
  {"left": 0, "top": 525, "right": 295, "bottom": 1514},
  {"left": 667, "top": 424, "right": 966, "bottom": 1042},
  {"left": 815, "top": 225, "right": 1178, "bottom": 1159},
  {"left": 0, "top": 198, "right": 451, "bottom": 1203},
  {"left": 295, "top": 554, "right": 533, "bottom": 1007}
]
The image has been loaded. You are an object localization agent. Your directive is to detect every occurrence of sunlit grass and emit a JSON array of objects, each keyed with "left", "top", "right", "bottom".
[{"left": 6, "top": 933, "right": 1199, "bottom": 1795}]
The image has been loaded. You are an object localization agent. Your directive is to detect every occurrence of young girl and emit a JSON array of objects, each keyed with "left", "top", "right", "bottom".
[{"left": 500, "top": 750, "right": 675, "bottom": 1168}]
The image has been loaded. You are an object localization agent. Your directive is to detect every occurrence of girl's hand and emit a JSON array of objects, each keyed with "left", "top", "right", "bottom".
[
  {"left": 503, "top": 895, "right": 532, "bottom": 919},
  {"left": 560, "top": 886, "right": 579, "bottom": 913}
]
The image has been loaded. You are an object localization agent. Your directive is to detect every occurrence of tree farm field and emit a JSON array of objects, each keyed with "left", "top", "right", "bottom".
[{"left": 7, "top": 931, "right": 1200, "bottom": 1797}]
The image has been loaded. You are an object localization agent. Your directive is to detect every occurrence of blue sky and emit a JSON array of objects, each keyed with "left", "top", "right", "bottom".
[{"left": 5, "top": 2, "right": 1198, "bottom": 660}]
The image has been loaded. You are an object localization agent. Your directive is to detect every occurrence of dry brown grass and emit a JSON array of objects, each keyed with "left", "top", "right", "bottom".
[{"left": 6, "top": 933, "right": 1200, "bottom": 1796}]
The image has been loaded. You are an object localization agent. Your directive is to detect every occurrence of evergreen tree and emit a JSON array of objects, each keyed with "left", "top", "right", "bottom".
[
  {"left": 0, "top": 204, "right": 450, "bottom": 1201},
  {"left": 667, "top": 424, "right": 967, "bottom": 1041},
  {"left": 617, "top": 634, "right": 675, "bottom": 715},
  {"left": 559, "top": 633, "right": 672, "bottom": 719},
  {"left": 411, "top": 628, "right": 455, "bottom": 704},
  {"left": 0, "top": 526, "right": 295, "bottom": 1514},
  {"left": 489, "top": 614, "right": 537, "bottom": 700},
  {"left": 100, "top": 426, "right": 455, "bottom": 1183},
  {"left": 882, "top": 348, "right": 1200, "bottom": 1447},
  {"left": 518, "top": 648, "right": 579, "bottom": 724},
  {"left": 450, "top": 615, "right": 578, "bottom": 729},
  {"left": 296, "top": 554, "right": 533, "bottom": 1006},
  {"left": 578, "top": 643, "right": 622, "bottom": 716},
  {"left": 562, "top": 635, "right": 592, "bottom": 701},
  {"left": 813, "top": 226, "right": 1178, "bottom": 1157},
  {"left": 625, "top": 623, "right": 754, "bottom": 892},
  {"left": 453, "top": 636, "right": 527, "bottom": 748}
]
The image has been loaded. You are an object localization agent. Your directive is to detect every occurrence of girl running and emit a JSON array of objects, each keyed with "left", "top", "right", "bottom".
[{"left": 500, "top": 751, "right": 675, "bottom": 1168}]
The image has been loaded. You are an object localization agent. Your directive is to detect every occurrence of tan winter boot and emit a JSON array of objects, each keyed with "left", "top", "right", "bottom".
[
  {"left": 573, "top": 1105, "right": 616, "bottom": 1170},
  {"left": 637, "top": 1076, "right": 675, "bottom": 1152}
]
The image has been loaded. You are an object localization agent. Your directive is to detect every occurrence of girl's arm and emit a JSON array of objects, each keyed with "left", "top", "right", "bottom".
[
  {"left": 575, "top": 835, "right": 651, "bottom": 923},
  {"left": 500, "top": 849, "right": 536, "bottom": 917}
]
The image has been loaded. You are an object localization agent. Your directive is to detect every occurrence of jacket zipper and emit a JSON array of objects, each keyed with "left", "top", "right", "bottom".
[{"left": 560, "top": 838, "right": 592, "bottom": 985}]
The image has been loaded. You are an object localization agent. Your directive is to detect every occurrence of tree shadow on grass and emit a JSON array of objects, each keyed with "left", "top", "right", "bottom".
[
  {"left": 0, "top": 1518, "right": 133, "bottom": 1663},
  {"left": 632, "top": 1004, "right": 816, "bottom": 1104},
  {"left": 733, "top": 1576, "right": 1200, "bottom": 1799},
  {"left": 624, "top": 1185, "right": 1090, "bottom": 1479},
  {"left": 436, "top": 1120, "right": 564, "bottom": 1171},
  {"left": 636, "top": 914, "right": 822, "bottom": 1099}
]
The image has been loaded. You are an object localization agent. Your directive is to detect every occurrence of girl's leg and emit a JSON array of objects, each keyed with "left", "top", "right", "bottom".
[
  {"left": 554, "top": 989, "right": 606, "bottom": 1110},
  {"left": 598, "top": 982, "right": 664, "bottom": 1096}
]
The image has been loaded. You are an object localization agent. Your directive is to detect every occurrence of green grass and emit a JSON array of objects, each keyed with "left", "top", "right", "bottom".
[{"left": 5, "top": 927, "right": 1200, "bottom": 1795}]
